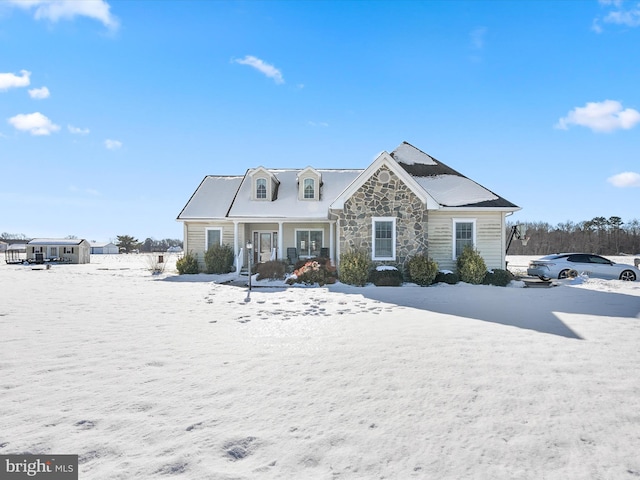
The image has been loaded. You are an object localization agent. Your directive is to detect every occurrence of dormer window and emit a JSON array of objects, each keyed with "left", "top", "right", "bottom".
[
  {"left": 304, "top": 178, "right": 315, "bottom": 199},
  {"left": 256, "top": 178, "right": 267, "bottom": 199},
  {"left": 297, "top": 166, "right": 321, "bottom": 201}
]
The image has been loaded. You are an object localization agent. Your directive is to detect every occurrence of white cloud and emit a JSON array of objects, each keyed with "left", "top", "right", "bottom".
[
  {"left": 7, "top": 0, "right": 119, "bottom": 30},
  {"left": 104, "top": 139, "right": 122, "bottom": 150},
  {"left": 470, "top": 27, "right": 487, "bottom": 50},
  {"left": 607, "top": 171, "right": 640, "bottom": 187},
  {"left": 0, "top": 70, "right": 31, "bottom": 91},
  {"left": 28, "top": 86, "right": 50, "bottom": 99},
  {"left": 234, "top": 55, "right": 284, "bottom": 84},
  {"left": 555, "top": 100, "right": 640, "bottom": 132},
  {"left": 594, "top": 0, "right": 640, "bottom": 31},
  {"left": 68, "top": 125, "right": 90, "bottom": 135},
  {"left": 8, "top": 112, "right": 60, "bottom": 135}
]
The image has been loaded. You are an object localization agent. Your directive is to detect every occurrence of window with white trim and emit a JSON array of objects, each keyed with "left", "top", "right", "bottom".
[
  {"left": 372, "top": 217, "right": 396, "bottom": 260},
  {"left": 453, "top": 219, "right": 476, "bottom": 259},
  {"left": 303, "top": 178, "right": 315, "bottom": 199},
  {"left": 256, "top": 178, "right": 267, "bottom": 199},
  {"left": 206, "top": 228, "right": 222, "bottom": 250},
  {"left": 296, "top": 229, "right": 323, "bottom": 258}
]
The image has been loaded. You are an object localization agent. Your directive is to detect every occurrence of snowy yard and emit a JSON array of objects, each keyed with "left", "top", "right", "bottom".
[{"left": 1, "top": 254, "right": 639, "bottom": 479}]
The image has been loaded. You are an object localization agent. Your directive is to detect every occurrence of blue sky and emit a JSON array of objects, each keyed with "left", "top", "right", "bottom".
[{"left": 1, "top": 0, "right": 639, "bottom": 242}]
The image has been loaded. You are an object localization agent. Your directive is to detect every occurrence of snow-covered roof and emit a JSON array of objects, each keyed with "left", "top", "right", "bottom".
[
  {"left": 28, "top": 238, "right": 87, "bottom": 245},
  {"left": 90, "top": 242, "right": 117, "bottom": 247},
  {"left": 177, "top": 176, "right": 243, "bottom": 219},
  {"left": 392, "top": 142, "right": 519, "bottom": 209},
  {"left": 178, "top": 142, "right": 518, "bottom": 222},
  {"left": 228, "top": 169, "right": 362, "bottom": 218},
  {"left": 414, "top": 175, "right": 498, "bottom": 206}
]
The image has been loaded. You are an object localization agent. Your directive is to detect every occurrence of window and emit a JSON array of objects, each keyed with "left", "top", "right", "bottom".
[
  {"left": 256, "top": 178, "right": 267, "bottom": 199},
  {"left": 453, "top": 219, "right": 476, "bottom": 258},
  {"left": 296, "top": 229, "right": 323, "bottom": 258},
  {"left": 63, "top": 247, "right": 74, "bottom": 254},
  {"left": 372, "top": 217, "right": 396, "bottom": 260},
  {"left": 206, "top": 228, "right": 222, "bottom": 250},
  {"left": 303, "top": 178, "right": 315, "bottom": 199},
  {"left": 50, "top": 247, "right": 58, "bottom": 257}
]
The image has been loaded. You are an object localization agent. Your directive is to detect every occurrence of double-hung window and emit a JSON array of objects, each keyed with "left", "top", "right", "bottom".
[
  {"left": 372, "top": 217, "right": 396, "bottom": 260},
  {"left": 206, "top": 228, "right": 222, "bottom": 251},
  {"left": 256, "top": 178, "right": 267, "bottom": 199},
  {"left": 453, "top": 219, "right": 476, "bottom": 258},
  {"left": 303, "top": 178, "right": 315, "bottom": 199}
]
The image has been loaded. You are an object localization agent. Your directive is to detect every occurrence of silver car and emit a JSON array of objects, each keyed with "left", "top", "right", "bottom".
[{"left": 528, "top": 253, "right": 639, "bottom": 281}]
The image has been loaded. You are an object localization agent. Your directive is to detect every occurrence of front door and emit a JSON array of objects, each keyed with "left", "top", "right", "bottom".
[{"left": 252, "top": 231, "right": 278, "bottom": 263}]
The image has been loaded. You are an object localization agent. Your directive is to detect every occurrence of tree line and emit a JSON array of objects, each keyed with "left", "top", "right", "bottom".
[{"left": 507, "top": 216, "right": 640, "bottom": 256}]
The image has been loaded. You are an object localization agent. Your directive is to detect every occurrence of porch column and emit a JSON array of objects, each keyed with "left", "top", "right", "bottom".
[
  {"left": 329, "top": 221, "right": 335, "bottom": 263},
  {"left": 233, "top": 221, "right": 239, "bottom": 257},
  {"left": 278, "top": 221, "right": 283, "bottom": 261}
]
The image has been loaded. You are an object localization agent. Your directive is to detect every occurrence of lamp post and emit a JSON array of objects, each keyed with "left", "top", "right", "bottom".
[{"left": 246, "top": 241, "right": 253, "bottom": 291}]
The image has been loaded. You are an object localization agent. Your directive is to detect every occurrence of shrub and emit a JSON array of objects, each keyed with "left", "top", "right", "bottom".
[
  {"left": 432, "top": 271, "right": 459, "bottom": 285},
  {"left": 176, "top": 251, "right": 200, "bottom": 274},
  {"left": 204, "top": 243, "right": 234, "bottom": 274},
  {"left": 256, "top": 260, "right": 288, "bottom": 281},
  {"left": 286, "top": 257, "right": 336, "bottom": 286},
  {"left": 338, "top": 250, "right": 372, "bottom": 286},
  {"left": 406, "top": 254, "right": 439, "bottom": 286},
  {"left": 483, "top": 268, "right": 515, "bottom": 287},
  {"left": 456, "top": 245, "right": 487, "bottom": 284},
  {"left": 369, "top": 266, "right": 404, "bottom": 286}
]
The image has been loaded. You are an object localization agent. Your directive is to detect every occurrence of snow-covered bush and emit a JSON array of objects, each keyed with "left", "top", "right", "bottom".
[
  {"left": 483, "top": 268, "right": 515, "bottom": 287},
  {"left": 204, "top": 244, "right": 234, "bottom": 274},
  {"left": 433, "top": 271, "right": 459, "bottom": 285},
  {"left": 456, "top": 245, "right": 487, "bottom": 285},
  {"left": 256, "top": 260, "right": 288, "bottom": 281},
  {"left": 286, "top": 257, "right": 336, "bottom": 286},
  {"left": 369, "top": 265, "right": 404, "bottom": 286},
  {"left": 406, "top": 253, "right": 439, "bottom": 286},
  {"left": 176, "top": 251, "right": 199, "bottom": 274},
  {"left": 338, "top": 250, "right": 372, "bottom": 286}
]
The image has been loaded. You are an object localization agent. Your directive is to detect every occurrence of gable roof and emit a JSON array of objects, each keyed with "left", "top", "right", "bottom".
[
  {"left": 330, "top": 151, "right": 440, "bottom": 210},
  {"left": 177, "top": 175, "right": 244, "bottom": 220},
  {"left": 28, "top": 238, "right": 88, "bottom": 246},
  {"left": 177, "top": 142, "right": 519, "bottom": 223},
  {"left": 391, "top": 142, "right": 519, "bottom": 209}
]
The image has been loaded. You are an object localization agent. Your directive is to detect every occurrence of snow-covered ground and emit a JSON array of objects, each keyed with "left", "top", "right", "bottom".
[{"left": 1, "top": 254, "right": 639, "bottom": 479}]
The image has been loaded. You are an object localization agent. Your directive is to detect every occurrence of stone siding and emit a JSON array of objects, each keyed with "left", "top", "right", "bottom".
[{"left": 338, "top": 166, "right": 428, "bottom": 266}]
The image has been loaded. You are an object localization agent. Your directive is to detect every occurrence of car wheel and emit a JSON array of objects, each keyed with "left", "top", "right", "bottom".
[
  {"left": 559, "top": 269, "right": 578, "bottom": 279},
  {"left": 620, "top": 270, "right": 637, "bottom": 281}
]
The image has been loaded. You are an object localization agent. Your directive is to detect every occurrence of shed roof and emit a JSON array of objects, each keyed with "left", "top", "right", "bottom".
[{"left": 28, "top": 238, "right": 88, "bottom": 246}]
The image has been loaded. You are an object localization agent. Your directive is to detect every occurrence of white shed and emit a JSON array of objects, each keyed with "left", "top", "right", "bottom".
[
  {"left": 90, "top": 242, "right": 119, "bottom": 254},
  {"left": 27, "top": 238, "right": 91, "bottom": 264}
]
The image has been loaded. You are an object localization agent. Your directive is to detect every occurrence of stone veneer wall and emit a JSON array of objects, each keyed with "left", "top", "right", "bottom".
[{"left": 338, "top": 166, "right": 428, "bottom": 266}]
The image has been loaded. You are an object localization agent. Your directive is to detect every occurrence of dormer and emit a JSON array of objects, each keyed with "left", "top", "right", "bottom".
[
  {"left": 297, "top": 166, "right": 322, "bottom": 201},
  {"left": 249, "top": 167, "right": 279, "bottom": 201}
]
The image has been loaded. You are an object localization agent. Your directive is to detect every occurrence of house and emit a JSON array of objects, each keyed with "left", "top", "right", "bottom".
[
  {"left": 90, "top": 242, "right": 119, "bottom": 255},
  {"left": 176, "top": 142, "right": 520, "bottom": 272},
  {"left": 27, "top": 238, "right": 91, "bottom": 264}
]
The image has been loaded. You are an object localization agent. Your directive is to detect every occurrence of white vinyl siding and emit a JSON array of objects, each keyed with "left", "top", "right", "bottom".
[{"left": 428, "top": 211, "right": 505, "bottom": 271}]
